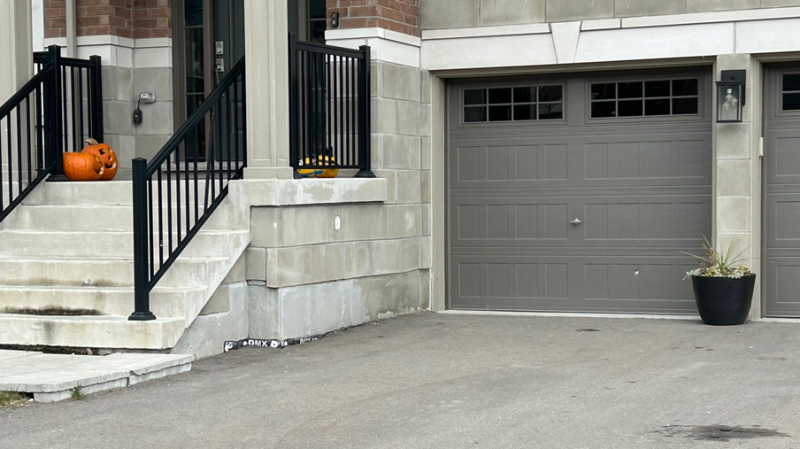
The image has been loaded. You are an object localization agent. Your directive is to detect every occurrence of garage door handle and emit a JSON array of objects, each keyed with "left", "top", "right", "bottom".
[{"left": 571, "top": 218, "right": 582, "bottom": 226}]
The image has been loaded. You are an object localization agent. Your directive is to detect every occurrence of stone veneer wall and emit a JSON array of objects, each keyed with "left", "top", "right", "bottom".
[
  {"left": 420, "top": 0, "right": 800, "bottom": 29},
  {"left": 327, "top": 0, "right": 419, "bottom": 36}
]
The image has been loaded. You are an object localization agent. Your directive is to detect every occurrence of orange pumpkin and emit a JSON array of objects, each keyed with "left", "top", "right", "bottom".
[
  {"left": 81, "top": 138, "right": 118, "bottom": 180},
  {"left": 63, "top": 152, "right": 104, "bottom": 181}
]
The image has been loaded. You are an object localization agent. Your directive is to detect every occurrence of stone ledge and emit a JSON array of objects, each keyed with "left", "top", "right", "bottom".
[{"left": 230, "top": 178, "right": 388, "bottom": 207}]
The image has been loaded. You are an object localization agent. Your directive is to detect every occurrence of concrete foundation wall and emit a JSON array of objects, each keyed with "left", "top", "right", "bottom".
[
  {"left": 420, "top": 0, "right": 800, "bottom": 29},
  {"left": 249, "top": 270, "right": 430, "bottom": 340}
]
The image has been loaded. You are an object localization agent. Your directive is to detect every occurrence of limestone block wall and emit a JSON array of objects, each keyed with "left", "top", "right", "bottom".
[
  {"left": 246, "top": 201, "right": 431, "bottom": 340},
  {"left": 714, "top": 53, "right": 760, "bottom": 319},
  {"left": 419, "top": 0, "right": 800, "bottom": 29}
]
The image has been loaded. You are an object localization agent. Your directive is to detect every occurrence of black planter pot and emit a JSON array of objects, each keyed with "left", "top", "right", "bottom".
[{"left": 691, "top": 274, "right": 756, "bottom": 326}]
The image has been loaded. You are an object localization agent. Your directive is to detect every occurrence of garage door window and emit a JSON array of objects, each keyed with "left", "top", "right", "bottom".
[
  {"left": 590, "top": 79, "right": 699, "bottom": 118},
  {"left": 782, "top": 74, "right": 800, "bottom": 111},
  {"left": 463, "top": 85, "right": 563, "bottom": 123}
]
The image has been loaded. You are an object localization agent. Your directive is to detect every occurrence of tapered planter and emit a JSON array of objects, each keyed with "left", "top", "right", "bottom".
[{"left": 691, "top": 275, "right": 756, "bottom": 326}]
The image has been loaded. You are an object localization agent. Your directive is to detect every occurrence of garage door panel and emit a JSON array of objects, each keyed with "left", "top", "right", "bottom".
[
  {"left": 765, "top": 258, "right": 800, "bottom": 316},
  {"left": 449, "top": 145, "right": 711, "bottom": 190},
  {"left": 448, "top": 70, "right": 711, "bottom": 314},
  {"left": 449, "top": 256, "right": 697, "bottom": 313},
  {"left": 449, "top": 195, "right": 711, "bottom": 247}
]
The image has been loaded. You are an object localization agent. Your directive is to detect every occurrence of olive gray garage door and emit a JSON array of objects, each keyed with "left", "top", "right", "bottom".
[
  {"left": 764, "top": 65, "right": 800, "bottom": 317},
  {"left": 447, "top": 69, "right": 713, "bottom": 314}
]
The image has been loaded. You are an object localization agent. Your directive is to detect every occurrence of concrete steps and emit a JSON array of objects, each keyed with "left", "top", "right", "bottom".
[
  {"left": 2, "top": 203, "right": 245, "bottom": 231},
  {"left": 0, "top": 285, "right": 205, "bottom": 319},
  {"left": 0, "top": 229, "right": 248, "bottom": 257},
  {"left": 0, "top": 179, "right": 250, "bottom": 351},
  {"left": 0, "top": 314, "right": 185, "bottom": 349}
]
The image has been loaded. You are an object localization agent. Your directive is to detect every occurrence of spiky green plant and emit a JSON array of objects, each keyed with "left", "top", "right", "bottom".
[{"left": 683, "top": 236, "right": 752, "bottom": 278}]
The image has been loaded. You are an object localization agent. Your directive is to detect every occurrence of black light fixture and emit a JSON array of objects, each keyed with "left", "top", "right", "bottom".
[{"left": 716, "top": 70, "right": 745, "bottom": 123}]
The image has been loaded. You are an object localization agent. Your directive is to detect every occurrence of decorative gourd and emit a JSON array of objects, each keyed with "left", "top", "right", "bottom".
[
  {"left": 80, "top": 138, "right": 118, "bottom": 180},
  {"left": 63, "top": 152, "right": 104, "bottom": 181},
  {"left": 296, "top": 154, "right": 339, "bottom": 179}
]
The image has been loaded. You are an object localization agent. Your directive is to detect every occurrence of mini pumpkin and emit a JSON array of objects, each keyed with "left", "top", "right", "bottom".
[
  {"left": 81, "top": 138, "right": 118, "bottom": 180},
  {"left": 63, "top": 152, "right": 104, "bottom": 181},
  {"left": 296, "top": 154, "right": 339, "bottom": 179}
]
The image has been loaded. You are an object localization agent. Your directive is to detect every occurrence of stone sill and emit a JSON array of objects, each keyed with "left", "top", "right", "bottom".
[{"left": 230, "top": 177, "right": 388, "bottom": 207}]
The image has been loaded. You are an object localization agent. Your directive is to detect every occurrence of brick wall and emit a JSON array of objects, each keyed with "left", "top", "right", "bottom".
[
  {"left": 327, "top": 0, "right": 419, "bottom": 37},
  {"left": 44, "top": 0, "right": 171, "bottom": 40}
]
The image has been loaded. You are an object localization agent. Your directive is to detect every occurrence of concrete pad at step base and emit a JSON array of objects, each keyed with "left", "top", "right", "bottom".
[{"left": 0, "top": 349, "right": 193, "bottom": 403}]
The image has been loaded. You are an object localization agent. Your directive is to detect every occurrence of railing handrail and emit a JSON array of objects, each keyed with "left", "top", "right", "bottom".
[
  {"left": 130, "top": 55, "right": 247, "bottom": 321},
  {"left": 145, "top": 57, "right": 245, "bottom": 178},
  {"left": 292, "top": 40, "right": 366, "bottom": 59},
  {"left": 0, "top": 63, "right": 53, "bottom": 118}
]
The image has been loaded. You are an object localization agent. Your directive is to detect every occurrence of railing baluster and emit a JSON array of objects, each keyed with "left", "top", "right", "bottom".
[
  {"left": 16, "top": 104, "right": 22, "bottom": 191},
  {"left": 61, "top": 65, "right": 68, "bottom": 153},
  {"left": 26, "top": 95, "right": 32, "bottom": 183},
  {"left": 233, "top": 79, "right": 240, "bottom": 170},
  {"left": 184, "top": 138, "right": 190, "bottom": 239},
  {"left": 226, "top": 87, "right": 232, "bottom": 179},
  {"left": 78, "top": 67, "right": 84, "bottom": 144},
  {"left": 157, "top": 167, "right": 164, "bottom": 267},
  {"left": 175, "top": 148, "right": 181, "bottom": 244},
  {"left": 148, "top": 177, "right": 154, "bottom": 279},
  {"left": 0, "top": 117, "right": 4, "bottom": 209},
  {"left": 7, "top": 116, "right": 12, "bottom": 200},
  {"left": 166, "top": 158, "right": 172, "bottom": 257}
]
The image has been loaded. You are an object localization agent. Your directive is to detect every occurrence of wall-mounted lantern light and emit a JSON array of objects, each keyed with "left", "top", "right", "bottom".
[{"left": 716, "top": 70, "right": 746, "bottom": 123}]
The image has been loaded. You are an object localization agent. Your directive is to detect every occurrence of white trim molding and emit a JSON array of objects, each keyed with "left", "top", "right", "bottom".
[
  {"left": 326, "top": 28, "right": 421, "bottom": 68},
  {"left": 41, "top": 36, "right": 172, "bottom": 69},
  {"left": 421, "top": 7, "right": 800, "bottom": 71}
]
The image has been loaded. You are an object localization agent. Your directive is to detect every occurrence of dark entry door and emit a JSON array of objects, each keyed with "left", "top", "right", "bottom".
[
  {"left": 174, "top": 0, "right": 244, "bottom": 160},
  {"left": 764, "top": 64, "right": 800, "bottom": 317},
  {"left": 447, "top": 69, "right": 713, "bottom": 314}
]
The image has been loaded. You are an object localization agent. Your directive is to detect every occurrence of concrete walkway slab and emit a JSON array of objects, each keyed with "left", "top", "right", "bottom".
[{"left": 0, "top": 350, "right": 192, "bottom": 402}]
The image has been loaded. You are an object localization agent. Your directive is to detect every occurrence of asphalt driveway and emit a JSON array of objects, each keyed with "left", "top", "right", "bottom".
[{"left": 1, "top": 312, "right": 799, "bottom": 448}]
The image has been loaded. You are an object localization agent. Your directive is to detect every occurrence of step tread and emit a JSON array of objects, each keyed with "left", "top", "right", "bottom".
[
  {"left": 0, "top": 285, "right": 206, "bottom": 293},
  {"left": 0, "top": 313, "right": 183, "bottom": 323},
  {"left": 0, "top": 229, "right": 247, "bottom": 236},
  {"left": 0, "top": 255, "right": 229, "bottom": 262}
]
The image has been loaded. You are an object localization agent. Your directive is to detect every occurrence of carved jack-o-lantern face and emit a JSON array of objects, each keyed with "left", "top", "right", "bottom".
[
  {"left": 63, "top": 152, "right": 104, "bottom": 181},
  {"left": 81, "top": 138, "right": 118, "bottom": 181}
]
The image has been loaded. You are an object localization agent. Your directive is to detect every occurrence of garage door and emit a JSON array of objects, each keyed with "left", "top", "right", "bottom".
[
  {"left": 447, "top": 69, "right": 713, "bottom": 314},
  {"left": 764, "top": 64, "right": 800, "bottom": 317}
]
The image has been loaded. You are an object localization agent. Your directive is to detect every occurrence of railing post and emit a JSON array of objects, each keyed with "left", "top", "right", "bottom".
[
  {"left": 46, "top": 45, "right": 68, "bottom": 182},
  {"left": 289, "top": 33, "right": 300, "bottom": 178},
  {"left": 130, "top": 157, "right": 156, "bottom": 321},
  {"left": 355, "top": 45, "right": 375, "bottom": 178},
  {"left": 90, "top": 55, "right": 104, "bottom": 142}
]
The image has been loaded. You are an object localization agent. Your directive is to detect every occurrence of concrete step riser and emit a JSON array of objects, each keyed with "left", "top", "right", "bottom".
[
  {"left": 0, "top": 287, "right": 202, "bottom": 319},
  {"left": 32, "top": 180, "right": 224, "bottom": 206},
  {"left": 6, "top": 202, "right": 245, "bottom": 232},
  {"left": 0, "top": 231, "right": 247, "bottom": 258},
  {"left": 0, "top": 315, "right": 185, "bottom": 349},
  {"left": 0, "top": 258, "right": 224, "bottom": 288}
]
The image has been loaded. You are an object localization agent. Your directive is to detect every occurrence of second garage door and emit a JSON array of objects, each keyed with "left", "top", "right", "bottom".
[{"left": 448, "top": 68, "right": 713, "bottom": 314}]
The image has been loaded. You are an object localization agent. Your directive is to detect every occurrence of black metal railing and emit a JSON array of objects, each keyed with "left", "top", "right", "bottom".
[
  {"left": 35, "top": 45, "right": 104, "bottom": 180},
  {"left": 0, "top": 46, "right": 102, "bottom": 222},
  {"left": 289, "top": 34, "right": 374, "bottom": 178},
  {"left": 130, "top": 57, "right": 246, "bottom": 321}
]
